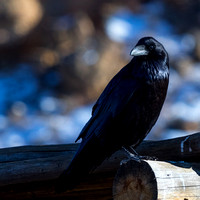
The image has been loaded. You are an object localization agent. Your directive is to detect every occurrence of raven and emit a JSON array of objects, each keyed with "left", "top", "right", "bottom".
[{"left": 56, "top": 37, "right": 169, "bottom": 192}]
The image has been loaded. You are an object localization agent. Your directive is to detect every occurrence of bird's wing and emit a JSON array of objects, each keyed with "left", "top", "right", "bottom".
[{"left": 75, "top": 66, "right": 139, "bottom": 142}]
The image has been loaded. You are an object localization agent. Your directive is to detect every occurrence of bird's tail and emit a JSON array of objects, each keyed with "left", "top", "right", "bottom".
[{"left": 55, "top": 136, "right": 110, "bottom": 193}]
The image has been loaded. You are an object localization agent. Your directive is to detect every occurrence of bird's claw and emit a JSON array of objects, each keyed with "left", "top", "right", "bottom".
[
  {"left": 120, "top": 155, "right": 141, "bottom": 166},
  {"left": 122, "top": 146, "right": 141, "bottom": 163},
  {"left": 139, "top": 155, "right": 158, "bottom": 161}
]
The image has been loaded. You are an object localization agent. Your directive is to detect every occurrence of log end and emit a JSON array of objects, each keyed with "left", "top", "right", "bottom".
[{"left": 113, "top": 159, "right": 157, "bottom": 200}]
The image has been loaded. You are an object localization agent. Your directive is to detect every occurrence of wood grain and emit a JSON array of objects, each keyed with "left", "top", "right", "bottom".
[{"left": 113, "top": 160, "right": 200, "bottom": 200}]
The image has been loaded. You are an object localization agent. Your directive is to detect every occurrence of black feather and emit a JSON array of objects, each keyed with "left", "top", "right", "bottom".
[{"left": 55, "top": 37, "right": 169, "bottom": 192}]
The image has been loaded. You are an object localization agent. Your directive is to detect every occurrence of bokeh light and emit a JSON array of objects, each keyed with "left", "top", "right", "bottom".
[{"left": 0, "top": 0, "right": 199, "bottom": 148}]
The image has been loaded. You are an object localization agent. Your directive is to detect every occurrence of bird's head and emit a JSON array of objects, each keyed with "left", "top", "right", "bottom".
[{"left": 130, "top": 37, "right": 168, "bottom": 63}]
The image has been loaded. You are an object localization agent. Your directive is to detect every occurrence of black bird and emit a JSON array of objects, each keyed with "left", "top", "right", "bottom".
[{"left": 56, "top": 37, "right": 169, "bottom": 192}]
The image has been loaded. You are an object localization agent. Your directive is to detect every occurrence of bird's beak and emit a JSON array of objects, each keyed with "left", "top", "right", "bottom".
[{"left": 130, "top": 45, "right": 149, "bottom": 56}]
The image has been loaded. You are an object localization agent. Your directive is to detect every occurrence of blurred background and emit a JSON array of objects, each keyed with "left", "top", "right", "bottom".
[{"left": 0, "top": 0, "right": 200, "bottom": 148}]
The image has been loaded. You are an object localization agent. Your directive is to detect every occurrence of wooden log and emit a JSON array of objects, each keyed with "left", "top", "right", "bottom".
[
  {"left": 113, "top": 160, "right": 200, "bottom": 200},
  {"left": 0, "top": 132, "right": 200, "bottom": 199},
  {"left": 136, "top": 132, "right": 200, "bottom": 162},
  {"left": 113, "top": 160, "right": 157, "bottom": 200},
  {"left": 0, "top": 132, "right": 198, "bottom": 187}
]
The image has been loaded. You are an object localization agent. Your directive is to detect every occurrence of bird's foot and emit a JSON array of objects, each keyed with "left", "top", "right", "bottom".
[
  {"left": 122, "top": 146, "right": 141, "bottom": 163},
  {"left": 120, "top": 158, "right": 131, "bottom": 165},
  {"left": 139, "top": 155, "right": 158, "bottom": 161}
]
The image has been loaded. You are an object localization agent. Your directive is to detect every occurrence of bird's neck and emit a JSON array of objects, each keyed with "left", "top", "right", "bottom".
[{"left": 130, "top": 57, "right": 169, "bottom": 81}]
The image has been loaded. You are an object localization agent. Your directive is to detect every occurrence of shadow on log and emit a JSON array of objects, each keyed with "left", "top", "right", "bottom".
[{"left": 0, "top": 132, "right": 200, "bottom": 199}]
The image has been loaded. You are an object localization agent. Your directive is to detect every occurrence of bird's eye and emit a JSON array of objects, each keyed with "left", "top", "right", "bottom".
[{"left": 149, "top": 45, "right": 155, "bottom": 51}]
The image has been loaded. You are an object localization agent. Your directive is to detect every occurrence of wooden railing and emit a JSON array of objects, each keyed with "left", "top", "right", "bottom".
[{"left": 0, "top": 132, "right": 200, "bottom": 199}]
